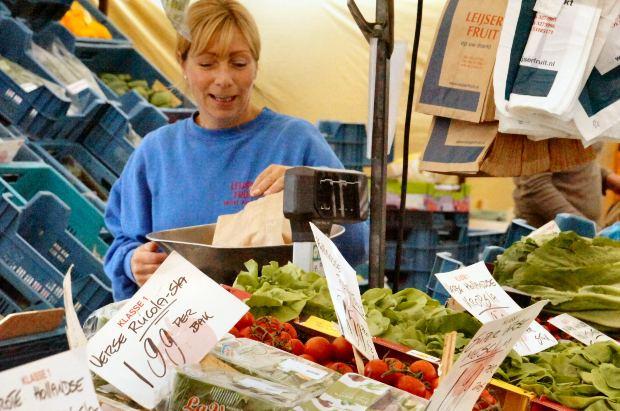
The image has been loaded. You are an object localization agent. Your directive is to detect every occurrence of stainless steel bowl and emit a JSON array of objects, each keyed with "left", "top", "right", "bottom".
[{"left": 147, "top": 223, "right": 344, "bottom": 285}]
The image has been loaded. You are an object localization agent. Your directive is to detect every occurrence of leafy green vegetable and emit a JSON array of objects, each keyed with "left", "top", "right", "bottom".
[
  {"left": 232, "top": 260, "right": 335, "bottom": 322},
  {"left": 361, "top": 286, "right": 481, "bottom": 358},
  {"left": 493, "top": 232, "right": 620, "bottom": 331},
  {"left": 498, "top": 341, "right": 620, "bottom": 410}
]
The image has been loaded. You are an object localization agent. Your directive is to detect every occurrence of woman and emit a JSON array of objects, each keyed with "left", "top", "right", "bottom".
[{"left": 104, "top": 0, "right": 368, "bottom": 300}]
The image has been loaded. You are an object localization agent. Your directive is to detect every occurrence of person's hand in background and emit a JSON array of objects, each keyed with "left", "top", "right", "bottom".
[{"left": 130, "top": 242, "right": 167, "bottom": 286}]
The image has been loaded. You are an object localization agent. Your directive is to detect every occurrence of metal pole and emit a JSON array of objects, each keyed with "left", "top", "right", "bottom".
[
  {"left": 347, "top": 0, "right": 393, "bottom": 289},
  {"left": 394, "top": 0, "right": 424, "bottom": 292}
]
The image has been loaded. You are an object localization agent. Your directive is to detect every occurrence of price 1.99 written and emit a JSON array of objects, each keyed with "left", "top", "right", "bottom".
[{"left": 123, "top": 328, "right": 186, "bottom": 388}]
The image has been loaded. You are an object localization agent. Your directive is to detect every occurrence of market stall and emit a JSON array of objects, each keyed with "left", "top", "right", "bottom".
[{"left": 0, "top": 0, "right": 619, "bottom": 410}]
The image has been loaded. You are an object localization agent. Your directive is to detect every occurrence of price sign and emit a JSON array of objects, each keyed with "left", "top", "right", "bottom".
[
  {"left": 428, "top": 301, "right": 548, "bottom": 411},
  {"left": 527, "top": 220, "right": 560, "bottom": 240},
  {"left": 0, "top": 347, "right": 100, "bottom": 411},
  {"left": 548, "top": 314, "right": 616, "bottom": 346},
  {"left": 87, "top": 251, "right": 249, "bottom": 409},
  {"left": 310, "top": 223, "right": 378, "bottom": 360},
  {"left": 435, "top": 262, "right": 556, "bottom": 356}
]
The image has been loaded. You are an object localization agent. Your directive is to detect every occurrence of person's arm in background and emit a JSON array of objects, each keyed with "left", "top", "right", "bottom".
[
  {"left": 602, "top": 168, "right": 620, "bottom": 195},
  {"left": 513, "top": 172, "right": 584, "bottom": 226},
  {"left": 104, "top": 145, "right": 165, "bottom": 300}
]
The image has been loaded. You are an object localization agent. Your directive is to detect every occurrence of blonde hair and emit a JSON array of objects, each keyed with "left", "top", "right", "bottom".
[{"left": 177, "top": 0, "right": 260, "bottom": 62}]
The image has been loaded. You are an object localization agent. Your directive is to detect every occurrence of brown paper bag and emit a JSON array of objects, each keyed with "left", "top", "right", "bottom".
[
  {"left": 212, "top": 192, "right": 292, "bottom": 247},
  {"left": 420, "top": 117, "right": 595, "bottom": 177},
  {"left": 415, "top": 0, "right": 507, "bottom": 123}
]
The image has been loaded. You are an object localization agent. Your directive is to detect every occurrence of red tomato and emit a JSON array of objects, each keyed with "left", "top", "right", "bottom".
[
  {"left": 396, "top": 375, "right": 426, "bottom": 397},
  {"left": 409, "top": 360, "right": 438, "bottom": 381},
  {"left": 328, "top": 362, "right": 354, "bottom": 374},
  {"left": 235, "top": 312, "right": 254, "bottom": 330},
  {"left": 229, "top": 326, "right": 239, "bottom": 337},
  {"left": 283, "top": 322, "right": 298, "bottom": 339},
  {"left": 384, "top": 358, "right": 406, "bottom": 386},
  {"left": 290, "top": 338, "right": 305, "bottom": 355},
  {"left": 300, "top": 353, "right": 317, "bottom": 363},
  {"left": 429, "top": 377, "right": 439, "bottom": 390},
  {"left": 304, "top": 337, "right": 333, "bottom": 363},
  {"left": 424, "top": 390, "right": 432, "bottom": 400},
  {"left": 364, "top": 359, "right": 389, "bottom": 382},
  {"left": 238, "top": 326, "right": 251, "bottom": 339},
  {"left": 331, "top": 336, "right": 353, "bottom": 362},
  {"left": 480, "top": 389, "right": 497, "bottom": 405}
]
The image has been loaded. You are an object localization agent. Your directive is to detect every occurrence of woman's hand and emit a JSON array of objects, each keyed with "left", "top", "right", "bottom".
[
  {"left": 130, "top": 242, "right": 168, "bottom": 286},
  {"left": 250, "top": 164, "right": 291, "bottom": 196}
]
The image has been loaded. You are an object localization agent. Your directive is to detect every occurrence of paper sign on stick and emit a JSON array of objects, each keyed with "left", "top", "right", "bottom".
[
  {"left": 0, "top": 347, "right": 100, "bottom": 411},
  {"left": 435, "top": 262, "right": 556, "bottom": 356},
  {"left": 428, "top": 300, "right": 548, "bottom": 411},
  {"left": 310, "top": 223, "right": 378, "bottom": 360},
  {"left": 87, "top": 251, "right": 249, "bottom": 409},
  {"left": 548, "top": 314, "right": 616, "bottom": 346}
]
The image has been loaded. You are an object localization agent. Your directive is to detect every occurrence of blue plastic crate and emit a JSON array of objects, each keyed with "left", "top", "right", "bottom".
[
  {"left": 0, "top": 161, "right": 111, "bottom": 256},
  {"left": 119, "top": 89, "right": 168, "bottom": 137},
  {"left": 0, "top": 327, "right": 68, "bottom": 371},
  {"left": 28, "top": 140, "right": 115, "bottom": 203},
  {"left": 426, "top": 252, "right": 464, "bottom": 304},
  {"left": 385, "top": 240, "right": 467, "bottom": 273},
  {"left": 463, "top": 229, "right": 505, "bottom": 264},
  {"left": 0, "top": 57, "right": 70, "bottom": 135},
  {"left": 318, "top": 121, "right": 395, "bottom": 170},
  {"left": 503, "top": 219, "right": 535, "bottom": 248},
  {"left": 0, "top": 1, "right": 9, "bottom": 15},
  {"left": 2, "top": 0, "right": 71, "bottom": 30},
  {"left": 74, "top": 43, "right": 195, "bottom": 121},
  {"left": 386, "top": 208, "right": 469, "bottom": 243},
  {"left": 0, "top": 192, "right": 112, "bottom": 320}
]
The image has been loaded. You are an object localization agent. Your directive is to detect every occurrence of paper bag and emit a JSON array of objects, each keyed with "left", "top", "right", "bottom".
[
  {"left": 213, "top": 192, "right": 292, "bottom": 247},
  {"left": 415, "top": 0, "right": 507, "bottom": 123},
  {"left": 420, "top": 117, "right": 595, "bottom": 177}
]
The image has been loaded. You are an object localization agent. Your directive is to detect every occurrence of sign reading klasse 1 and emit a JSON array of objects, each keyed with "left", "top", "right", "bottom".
[
  {"left": 86, "top": 251, "right": 249, "bottom": 409},
  {"left": 0, "top": 347, "right": 100, "bottom": 411}
]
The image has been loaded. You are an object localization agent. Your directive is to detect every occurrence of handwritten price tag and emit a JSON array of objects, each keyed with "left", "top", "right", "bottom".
[
  {"left": 428, "top": 301, "right": 548, "bottom": 411},
  {"left": 548, "top": 314, "right": 616, "bottom": 346},
  {"left": 0, "top": 347, "right": 100, "bottom": 411},
  {"left": 310, "top": 223, "right": 378, "bottom": 360},
  {"left": 435, "top": 262, "right": 557, "bottom": 356},
  {"left": 86, "top": 251, "right": 249, "bottom": 409}
]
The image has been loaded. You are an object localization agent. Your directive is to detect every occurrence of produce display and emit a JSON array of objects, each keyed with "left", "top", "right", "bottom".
[
  {"left": 99, "top": 73, "right": 181, "bottom": 108},
  {"left": 169, "top": 356, "right": 313, "bottom": 410},
  {"left": 295, "top": 373, "right": 428, "bottom": 411},
  {"left": 494, "top": 232, "right": 620, "bottom": 332},
  {"left": 497, "top": 341, "right": 620, "bottom": 411},
  {"left": 361, "top": 287, "right": 480, "bottom": 358},
  {"left": 233, "top": 260, "right": 336, "bottom": 322},
  {"left": 212, "top": 337, "right": 340, "bottom": 397},
  {"left": 60, "top": 1, "right": 113, "bottom": 39}
]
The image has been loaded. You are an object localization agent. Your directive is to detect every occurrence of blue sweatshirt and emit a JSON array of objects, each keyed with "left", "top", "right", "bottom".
[{"left": 105, "top": 108, "right": 369, "bottom": 300}]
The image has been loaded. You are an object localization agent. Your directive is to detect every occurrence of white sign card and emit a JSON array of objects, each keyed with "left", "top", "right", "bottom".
[
  {"left": 310, "top": 223, "right": 379, "bottom": 360},
  {"left": 527, "top": 220, "right": 561, "bottom": 240},
  {"left": 0, "top": 347, "right": 100, "bottom": 411},
  {"left": 428, "top": 300, "right": 548, "bottom": 411},
  {"left": 435, "top": 262, "right": 557, "bottom": 356},
  {"left": 87, "top": 251, "right": 249, "bottom": 409},
  {"left": 548, "top": 313, "right": 616, "bottom": 346}
]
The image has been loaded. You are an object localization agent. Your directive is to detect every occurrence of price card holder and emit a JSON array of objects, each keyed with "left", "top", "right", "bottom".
[
  {"left": 310, "top": 223, "right": 378, "bottom": 361},
  {"left": 86, "top": 251, "right": 249, "bottom": 409},
  {"left": 548, "top": 313, "right": 616, "bottom": 346},
  {"left": 435, "top": 262, "right": 557, "bottom": 356},
  {"left": 428, "top": 301, "right": 548, "bottom": 411},
  {"left": 0, "top": 347, "right": 101, "bottom": 411}
]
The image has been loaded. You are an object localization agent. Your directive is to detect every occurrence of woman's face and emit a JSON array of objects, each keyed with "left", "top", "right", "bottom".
[{"left": 183, "top": 27, "right": 258, "bottom": 129}]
